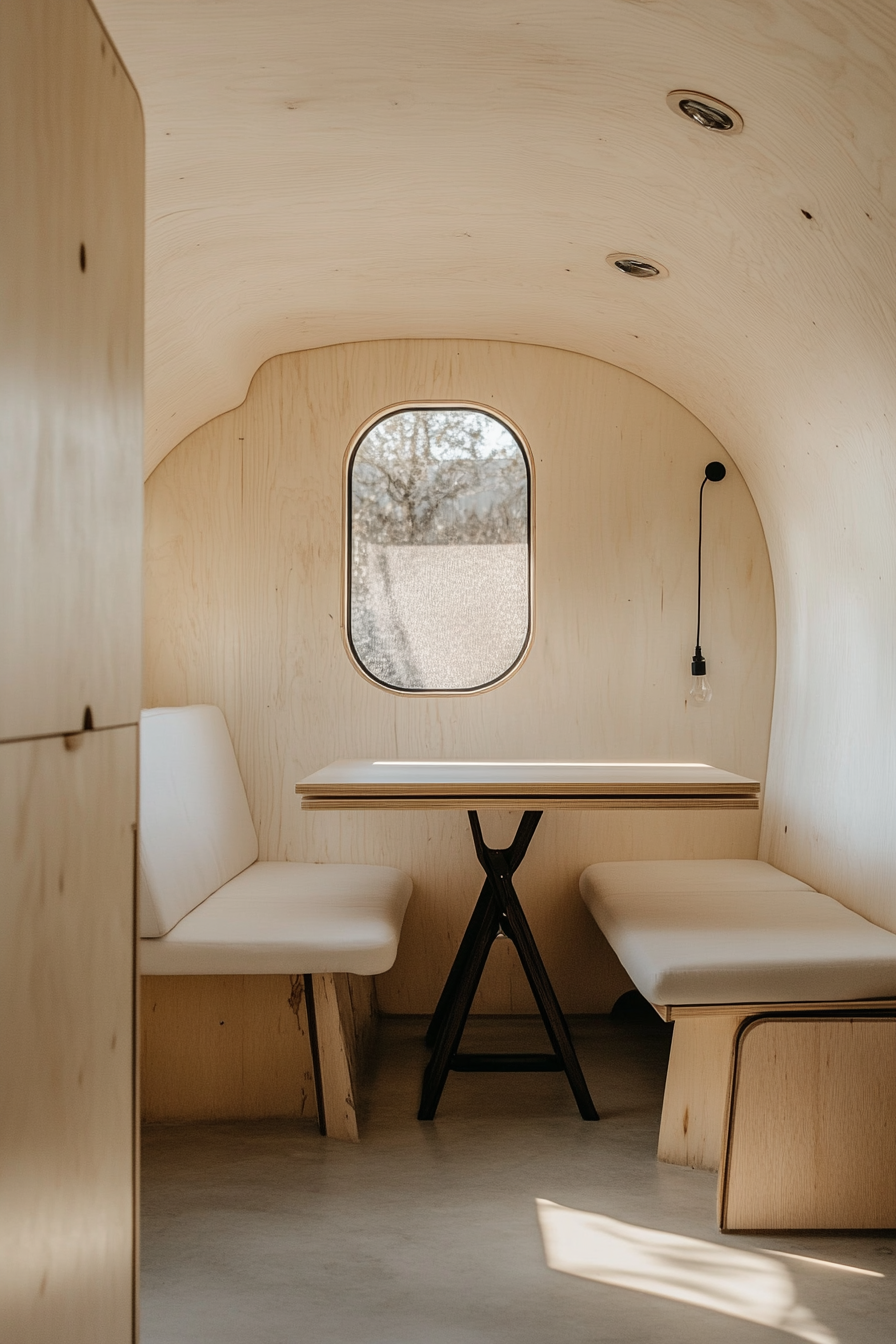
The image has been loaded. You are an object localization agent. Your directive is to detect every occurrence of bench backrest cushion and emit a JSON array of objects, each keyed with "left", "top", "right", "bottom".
[{"left": 139, "top": 705, "right": 259, "bottom": 937}]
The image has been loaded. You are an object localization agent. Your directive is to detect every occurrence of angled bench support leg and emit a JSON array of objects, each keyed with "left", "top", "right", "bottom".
[
  {"left": 299, "top": 973, "right": 360, "bottom": 1142},
  {"left": 658, "top": 1014, "right": 743, "bottom": 1171}
]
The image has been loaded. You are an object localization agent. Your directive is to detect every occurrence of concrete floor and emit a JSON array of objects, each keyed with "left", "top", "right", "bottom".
[{"left": 142, "top": 1014, "right": 896, "bottom": 1344}]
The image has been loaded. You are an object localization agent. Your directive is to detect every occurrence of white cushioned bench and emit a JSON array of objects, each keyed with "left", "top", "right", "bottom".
[
  {"left": 580, "top": 858, "right": 896, "bottom": 1006},
  {"left": 141, "top": 859, "right": 409, "bottom": 977},
  {"left": 139, "top": 705, "right": 413, "bottom": 1139},
  {"left": 579, "top": 858, "right": 896, "bottom": 1230}
]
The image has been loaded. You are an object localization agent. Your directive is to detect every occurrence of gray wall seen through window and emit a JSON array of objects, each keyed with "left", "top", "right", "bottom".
[{"left": 347, "top": 407, "right": 532, "bottom": 692}]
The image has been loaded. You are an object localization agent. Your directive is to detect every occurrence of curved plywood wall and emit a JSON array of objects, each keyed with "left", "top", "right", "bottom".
[
  {"left": 105, "top": 0, "right": 896, "bottom": 937},
  {"left": 144, "top": 339, "right": 775, "bottom": 1013}
]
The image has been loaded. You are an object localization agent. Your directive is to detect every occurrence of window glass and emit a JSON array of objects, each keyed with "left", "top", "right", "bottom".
[{"left": 347, "top": 406, "right": 532, "bottom": 692}]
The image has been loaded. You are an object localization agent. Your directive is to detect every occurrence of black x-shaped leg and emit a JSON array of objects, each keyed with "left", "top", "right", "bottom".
[{"left": 418, "top": 810, "right": 599, "bottom": 1121}]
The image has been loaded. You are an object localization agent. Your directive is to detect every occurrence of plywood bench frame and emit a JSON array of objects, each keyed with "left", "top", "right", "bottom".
[
  {"left": 654, "top": 996, "right": 896, "bottom": 1169},
  {"left": 140, "top": 970, "right": 380, "bottom": 1141},
  {"left": 718, "top": 1011, "right": 896, "bottom": 1230},
  {"left": 653, "top": 997, "right": 896, "bottom": 1230}
]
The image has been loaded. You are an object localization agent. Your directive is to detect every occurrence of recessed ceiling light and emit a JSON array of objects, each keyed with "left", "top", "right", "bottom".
[
  {"left": 666, "top": 89, "right": 744, "bottom": 135},
  {"left": 606, "top": 253, "right": 669, "bottom": 279}
]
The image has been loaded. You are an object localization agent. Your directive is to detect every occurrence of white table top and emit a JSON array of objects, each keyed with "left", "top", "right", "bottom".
[{"left": 296, "top": 760, "right": 761, "bottom": 810}]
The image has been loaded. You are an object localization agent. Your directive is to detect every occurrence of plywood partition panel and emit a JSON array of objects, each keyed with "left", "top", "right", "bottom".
[
  {"left": 0, "top": 0, "right": 144, "bottom": 742},
  {"left": 144, "top": 339, "right": 776, "bottom": 1014},
  {"left": 1, "top": 1, "right": 144, "bottom": 1333},
  {"left": 0, "top": 728, "right": 137, "bottom": 1344}
]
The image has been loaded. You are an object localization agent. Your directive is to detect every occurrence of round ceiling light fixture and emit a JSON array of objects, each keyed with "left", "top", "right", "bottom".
[
  {"left": 606, "top": 252, "right": 669, "bottom": 279},
  {"left": 666, "top": 89, "right": 743, "bottom": 135}
]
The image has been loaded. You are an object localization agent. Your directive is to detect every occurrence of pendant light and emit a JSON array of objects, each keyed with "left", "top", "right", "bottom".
[{"left": 689, "top": 461, "right": 726, "bottom": 706}]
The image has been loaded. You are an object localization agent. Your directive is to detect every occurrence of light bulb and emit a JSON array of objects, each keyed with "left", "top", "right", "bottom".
[{"left": 688, "top": 646, "right": 712, "bottom": 706}]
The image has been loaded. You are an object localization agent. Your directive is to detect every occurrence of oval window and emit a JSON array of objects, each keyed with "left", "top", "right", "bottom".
[{"left": 346, "top": 405, "right": 532, "bottom": 693}]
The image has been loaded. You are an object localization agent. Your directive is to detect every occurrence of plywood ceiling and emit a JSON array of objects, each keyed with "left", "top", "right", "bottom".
[{"left": 97, "top": 0, "right": 896, "bottom": 478}]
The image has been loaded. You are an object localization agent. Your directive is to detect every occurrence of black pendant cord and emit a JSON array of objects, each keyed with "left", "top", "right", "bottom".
[
  {"left": 693, "top": 461, "right": 726, "bottom": 675},
  {"left": 695, "top": 474, "right": 708, "bottom": 658}
]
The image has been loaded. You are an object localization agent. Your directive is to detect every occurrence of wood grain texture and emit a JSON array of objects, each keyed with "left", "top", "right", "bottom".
[
  {"left": 141, "top": 975, "right": 318, "bottom": 1122},
  {"left": 143, "top": 340, "right": 776, "bottom": 1014},
  {"left": 0, "top": 728, "right": 137, "bottom": 1344},
  {"left": 720, "top": 1017, "right": 896, "bottom": 1230},
  {"left": 658, "top": 1014, "right": 743, "bottom": 1173},
  {"left": 0, "top": 0, "right": 144, "bottom": 741},
  {"left": 101, "top": 0, "right": 896, "bottom": 946}
]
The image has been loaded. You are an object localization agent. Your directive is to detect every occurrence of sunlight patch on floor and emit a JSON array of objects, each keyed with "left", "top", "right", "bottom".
[{"left": 536, "top": 1199, "right": 838, "bottom": 1344}]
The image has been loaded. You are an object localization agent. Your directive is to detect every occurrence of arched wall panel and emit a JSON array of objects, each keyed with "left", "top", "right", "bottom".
[{"left": 144, "top": 339, "right": 776, "bottom": 1013}]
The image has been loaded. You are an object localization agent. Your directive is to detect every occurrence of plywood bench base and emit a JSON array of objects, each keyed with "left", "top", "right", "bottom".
[
  {"left": 655, "top": 1002, "right": 896, "bottom": 1229},
  {"left": 656, "top": 997, "right": 896, "bottom": 1173},
  {"left": 141, "top": 972, "right": 377, "bottom": 1141},
  {"left": 720, "top": 1015, "right": 896, "bottom": 1230}
]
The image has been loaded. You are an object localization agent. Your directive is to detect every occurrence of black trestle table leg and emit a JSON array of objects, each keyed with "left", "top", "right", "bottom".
[
  {"left": 419, "top": 809, "right": 599, "bottom": 1122},
  {"left": 418, "top": 893, "right": 500, "bottom": 1119},
  {"left": 424, "top": 876, "right": 493, "bottom": 1049}
]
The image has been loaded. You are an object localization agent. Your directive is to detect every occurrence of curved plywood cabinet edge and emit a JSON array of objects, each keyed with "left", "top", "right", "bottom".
[{"left": 87, "top": 0, "right": 146, "bottom": 128}]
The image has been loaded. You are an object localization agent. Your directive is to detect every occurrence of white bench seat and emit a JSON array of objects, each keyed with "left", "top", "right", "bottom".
[
  {"left": 140, "top": 860, "right": 411, "bottom": 976},
  {"left": 579, "top": 858, "right": 896, "bottom": 1006}
]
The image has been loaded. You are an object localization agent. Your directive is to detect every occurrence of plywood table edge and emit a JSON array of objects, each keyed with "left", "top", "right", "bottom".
[
  {"left": 298, "top": 795, "right": 759, "bottom": 811},
  {"left": 295, "top": 782, "right": 760, "bottom": 797}
]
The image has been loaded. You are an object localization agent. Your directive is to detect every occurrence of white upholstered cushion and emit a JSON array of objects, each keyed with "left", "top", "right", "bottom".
[
  {"left": 139, "top": 705, "right": 258, "bottom": 937},
  {"left": 139, "top": 861, "right": 413, "bottom": 975},
  {"left": 579, "top": 859, "right": 896, "bottom": 1005}
]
